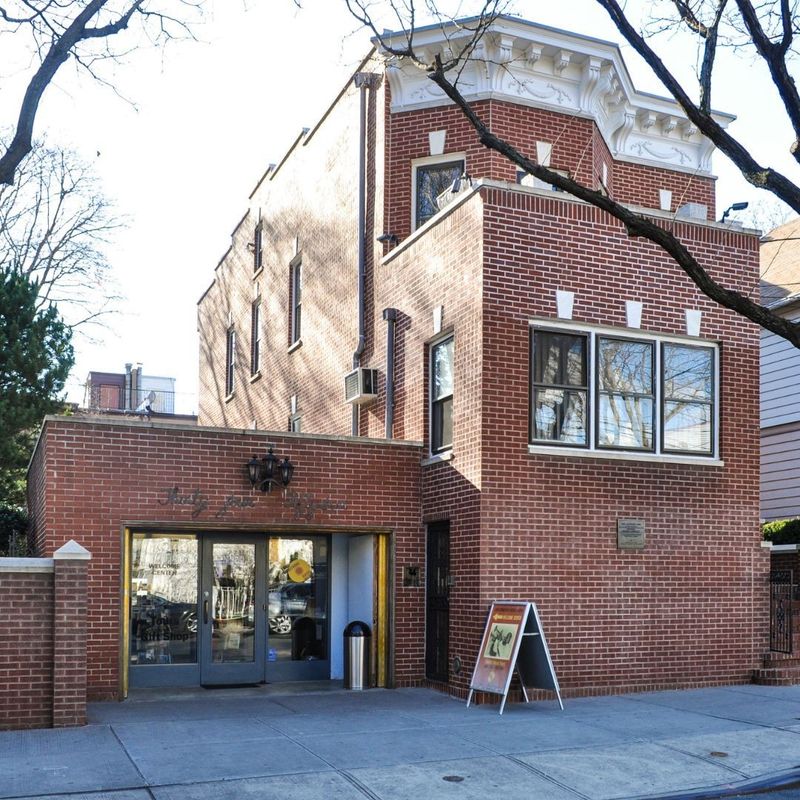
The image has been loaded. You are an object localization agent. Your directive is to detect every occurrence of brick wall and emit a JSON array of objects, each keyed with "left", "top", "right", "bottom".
[
  {"left": 463, "top": 187, "right": 766, "bottom": 694},
  {"left": 29, "top": 418, "right": 423, "bottom": 700},
  {"left": 0, "top": 552, "right": 90, "bottom": 730},
  {"left": 198, "top": 59, "right": 387, "bottom": 438}
]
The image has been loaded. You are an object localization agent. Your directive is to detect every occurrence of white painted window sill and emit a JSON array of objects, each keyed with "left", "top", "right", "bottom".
[
  {"left": 527, "top": 444, "right": 723, "bottom": 467},
  {"left": 253, "top": 266, "right": 264, "bottom": 280},
  {"left": 224, "top": 392, "right": 235, "bottom": 404},
  {"left": 249, "top": 371, "right": 262, "bottom": 384},
  {"left": 288, "top": 339, "right": 303, "bottom": 354},
  {"left": 421, "top": 451, "right": 453, "bottom": 466}
]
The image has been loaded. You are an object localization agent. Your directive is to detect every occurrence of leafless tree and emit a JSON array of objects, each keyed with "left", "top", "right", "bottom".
[
  {"left": 344, "top": 0, "right": 800, "bottom": 348},
  {"left": 0, "top": 0, "right": 204, "bottom": 186},
  {"left": 0, "top": 136, "right": 122, "bottom": 331}
]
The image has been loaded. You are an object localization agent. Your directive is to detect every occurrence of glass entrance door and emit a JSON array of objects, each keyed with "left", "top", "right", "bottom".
[
  {"left": 200, "top": 537, "right": 266, "bottom": 685},
  {"left": 267, "top": 536, "right": 330, "bottom": 681}
]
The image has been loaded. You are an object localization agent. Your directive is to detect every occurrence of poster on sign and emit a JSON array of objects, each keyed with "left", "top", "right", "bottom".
[
  {"left": 467, "top": 600, "right": 563, "bottom": 715},
  {"left": 468, "top": 602, "right": 529, "bottom": 698}
]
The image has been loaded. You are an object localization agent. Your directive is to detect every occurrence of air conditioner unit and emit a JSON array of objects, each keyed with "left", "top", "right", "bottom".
[{"left": 344, "top": 368, "right": 378, "bottom": 405}]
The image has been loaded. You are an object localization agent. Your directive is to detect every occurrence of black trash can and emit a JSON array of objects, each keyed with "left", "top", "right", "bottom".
[{"left": 343, "top": 620, "right": 371, "bottom": 690}]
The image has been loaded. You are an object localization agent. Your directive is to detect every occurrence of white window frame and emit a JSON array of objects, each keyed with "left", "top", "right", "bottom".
[
  {"left": 529, "top": 318, "right": 721, "bottom": 465},
  {"left": 411, "top": 153, "right": 466, "bottom": 231},
  {"left": 429, "top": 333, "right": 454, "bottom": 456}
]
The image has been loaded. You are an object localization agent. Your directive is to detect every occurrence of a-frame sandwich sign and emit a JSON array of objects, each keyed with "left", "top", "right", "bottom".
[{"left": 466, "top": 600, "right": 563, "bottom": 715}]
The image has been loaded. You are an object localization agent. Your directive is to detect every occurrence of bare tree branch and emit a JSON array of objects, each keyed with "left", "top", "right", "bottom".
[
  {"left": 0, "top": 136, "right": 123, "bottom": 333},
  {"left": 346, "top": 1, "right": 800, "bottom": 348},
  {"left": 0, "top": 0, "right": 204, "bottom": 186}
]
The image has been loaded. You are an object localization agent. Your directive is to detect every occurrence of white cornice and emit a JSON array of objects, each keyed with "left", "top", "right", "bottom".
[{"left": 380, "top": 16, "right": 734, "bottom": 176}]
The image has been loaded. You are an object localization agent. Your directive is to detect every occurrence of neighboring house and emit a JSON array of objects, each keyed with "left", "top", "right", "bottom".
[
  {"left": 760, "top": 217, "right": 800, "bottom": 522},
  {"left": 25, "top": 16, "right": 768, "bottom": 707},
  {"left": 84, "top": 363, "right": 182, "bottom": 416}
]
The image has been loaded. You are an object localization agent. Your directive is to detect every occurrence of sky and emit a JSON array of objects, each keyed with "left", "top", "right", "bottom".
[{"left": 1, "top": 0, "right": 796, "bottom": 414}]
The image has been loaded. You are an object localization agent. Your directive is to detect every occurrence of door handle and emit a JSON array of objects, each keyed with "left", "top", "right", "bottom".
[{"left": 203, "top": 598, "right": 209, "bottom": 625}]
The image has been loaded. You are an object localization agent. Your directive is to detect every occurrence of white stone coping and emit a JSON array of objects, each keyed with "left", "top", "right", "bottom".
[
  {"left": 0, "top": 558, "right": 54, "bottom": 573},
  {"left": 28, "top": 416, "right": 424, "bottom": 476},
  {"left": 528, "top": 444, "right": 724, "bottom": 467},
  {"left": 54, "top": 540, "right": 91, "bottom": 560},
  {"left": 382, "top": 177, "right": 759, "bottom": 267},
  {"left": 768, "top": 543, "right": 799, "bottom": 553}
]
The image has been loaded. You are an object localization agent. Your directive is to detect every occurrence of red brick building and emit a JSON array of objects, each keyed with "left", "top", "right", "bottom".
[{"left": 28, "top": 16, "right": 767, "bottom": 704}]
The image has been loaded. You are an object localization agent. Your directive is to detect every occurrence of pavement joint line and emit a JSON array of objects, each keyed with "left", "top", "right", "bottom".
[
  {"left": 108, "top": 724, "right": 151, "bottom": 789},
  {"left": 339, "top": 770, "right": 384, "bottom": 800},
  {"left": 501, "top": 753, "right": 590, "bottom": 799},
  {"left": 645, "top": 740, "right": 752, "bottom": 780},
  {"left": 0, "top": 788, "right": 145, "bottom": 800}
]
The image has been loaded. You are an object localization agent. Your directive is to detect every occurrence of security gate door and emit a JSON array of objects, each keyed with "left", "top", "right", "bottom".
[
  {"left": 200, "top": 537, "right": 266, "bottom": 685},
  {"left": 425, "top": 521, "right": 450, "bottom": 681}
]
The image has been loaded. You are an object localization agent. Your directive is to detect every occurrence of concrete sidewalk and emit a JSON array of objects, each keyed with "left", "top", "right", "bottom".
[{"left": 1, "top": 683, "right": 799, "bottom": 800}]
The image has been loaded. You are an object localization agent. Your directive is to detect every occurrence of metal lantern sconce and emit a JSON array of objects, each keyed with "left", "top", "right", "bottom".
[{"left": 247, "top": 447, "right": 294, "bottom": 492}]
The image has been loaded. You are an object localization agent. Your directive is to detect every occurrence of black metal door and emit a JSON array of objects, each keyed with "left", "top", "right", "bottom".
[
  {"left": 426, "top": 521, "right": 450, "bottom": 681},
  {"left": 770, "top": 569, "right": 794, "bottom": 654}
]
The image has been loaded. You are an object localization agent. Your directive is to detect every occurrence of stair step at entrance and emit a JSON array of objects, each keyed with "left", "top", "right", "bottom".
[{"left": 752, "top": 666, "right": 800, "bottom": 686}]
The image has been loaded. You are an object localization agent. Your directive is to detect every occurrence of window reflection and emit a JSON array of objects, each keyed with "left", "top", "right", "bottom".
[
  {"left": 532, "top": 332, "right": 587, "bottom": 444},
  {"left": 268, "top": 537, "right": 328, "bottom": 664},
  {"left": 663, "top": 344, "right": 713, "bottom": 453},
  {"left": 211, "top": 543, "right": 256, "bottom": 664},
  {"left": 597, "top": 338, "right": 654, "bottom": 450},
  {"left": 130, "top": 534, "right": 198, "bottom": 665}
]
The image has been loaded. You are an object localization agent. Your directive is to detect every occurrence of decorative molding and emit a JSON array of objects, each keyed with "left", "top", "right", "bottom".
[
  {"left": 625, "top": 300, "right": 643, "bottom": 329},
  {"left": 685, "top": 309, "right": 702, "bottom": 337},
  {"left": 380, "top": 17, "right": 733, "bottom": 176},
  {"left": 555, "top": 289, "right": 575, "bottom": 319}
]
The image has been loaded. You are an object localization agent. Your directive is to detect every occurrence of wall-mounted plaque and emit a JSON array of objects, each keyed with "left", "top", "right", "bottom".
[
  {"left": 617, "top": 518, "right": 646, "bottom": 550},
  {"left": 403, "top": 565, "right": 421, "bottom": 587}
]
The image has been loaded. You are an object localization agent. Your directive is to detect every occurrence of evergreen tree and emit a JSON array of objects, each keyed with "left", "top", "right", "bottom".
[{"left": 0, "top": 270, "right": 74, "bottom": 504}]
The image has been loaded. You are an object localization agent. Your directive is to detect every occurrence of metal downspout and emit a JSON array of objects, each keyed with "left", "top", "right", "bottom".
[
  {"left": 383, "top": 308, "right": 397, "bottom": 439},
  {"left": 352, "top": 71, "right": 376, "bottom": 436}
]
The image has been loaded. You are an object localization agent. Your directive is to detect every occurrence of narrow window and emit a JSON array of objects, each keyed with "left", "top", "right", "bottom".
[
  {"left": 431, "top": 336, "right": 454, "bottom": 454},
  {"left": 250, "top": 299, "right": 260, "bottom": 376},
  {"left": 289, "top": 414, "right": 302, "bottom": 433},
  {"left": 253, "top": 223, "right": 263, "bottom": 272},
  {"left": 596, "top": 337, "right": 654, "bottom": 451},
  {"left": 662, "top": 343, "right": 714, "bottom": 454},
  {"left": 415, "top": 159, "right": 464, "bottom": 228},
  {"left": 290, "top": 258, "right": 302, "bottom": 344},
  {"left": 225, "top": 327, "right": 236, "bottom": 396},
  {"left": 531, "top": 331, "right": 588, "bottom": 445}
]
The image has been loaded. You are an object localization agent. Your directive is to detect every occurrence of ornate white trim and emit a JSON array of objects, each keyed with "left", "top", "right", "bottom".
[{"left": 380, "top": 18, "right": 733, "bottom": 176}]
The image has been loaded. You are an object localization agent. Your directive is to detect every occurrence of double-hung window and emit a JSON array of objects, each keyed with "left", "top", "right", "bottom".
[
  {"left": 531, "top": 324, "right": 717, "bottom": 459},
  {"left": 431, "top": 336, "right": 454, "bottom": 454},
  {"left": 250, "top": 299, "right": 261, "bottom": 376},
  {"left": 662, "top": 343, "right": 714, "bottom": 453},
  {"left": 414, "top": 158, "right": 465, "bottom": 229},
  {"left": 532, "top": 332, "right": 588, "bottom": 445},
  {"left": 596, "top": 338, "right": 654, "bottom": 451},
  {"left": 290, "top": 257, "right": 302, "bottom": 345},
  {"left": 225, "top": 327, "right": 236, "bottom": 397},
  {"left": 253, "top": 223, "right": 263, "bottom": 272}
]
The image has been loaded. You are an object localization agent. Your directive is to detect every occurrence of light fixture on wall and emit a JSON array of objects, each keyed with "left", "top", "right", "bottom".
[
  {"left": 247, "top": 448, "right": 294, "bottom": 492},
  {"left": 719, "top": 201, "right": 749, "bottom": 223},
  {"left": 377, "top": 232, "right": 399, "bottom": 245}
]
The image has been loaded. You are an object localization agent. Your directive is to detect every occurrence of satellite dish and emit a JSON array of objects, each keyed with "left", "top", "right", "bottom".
[{"left": 135, "top": 391, "right": 157, "bottom": 414}]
